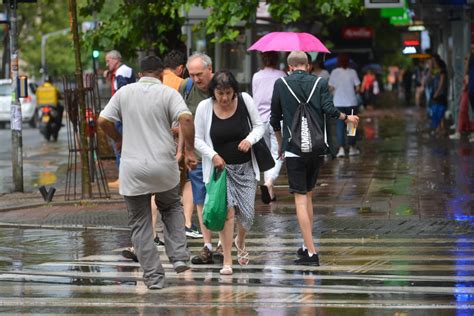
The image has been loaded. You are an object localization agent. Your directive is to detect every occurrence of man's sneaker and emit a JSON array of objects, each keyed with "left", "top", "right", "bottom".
[
  {"left": 294, "top": 252, "right": 320, "bottom": 266},
  {"left": 336, "top": 147, "right": 345, "bottom": 158},
  {"left": 348, "top": 147, "right": 360, "bottom": 156},
  {"left": 449, "top": 132, "right": 461, "bottom": 140},
  {"left": 191, "top": 245, "right": 214, "bottom": 264},
  {"left": 173, "top": 261, "right": 191, "bottom": 273},
  {"left": 122, "top": 247, "right": 138, "bottom": 262},
  {"left": 296, "top": 247, "right": 308, "bottom": 258},
  {"left": 469, "top": 134, "right": 474, "bottom": 143},
  {"left": 185, "top": 224, "right": 203, "bottom": 238},
  {"left": 212, "top": 243, "right": 224, "bottom": 263},
  {"left": 154, "top": 236, "right": 165, "bottom": 247}
]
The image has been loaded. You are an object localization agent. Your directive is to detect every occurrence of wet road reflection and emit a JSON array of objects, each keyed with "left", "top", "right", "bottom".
[{"left": 0, "top": 227, "right": 473, "bottom": 314}]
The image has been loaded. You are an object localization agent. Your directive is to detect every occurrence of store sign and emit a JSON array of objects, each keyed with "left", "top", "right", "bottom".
[
  {"left": 365, "top": 0, "right": 404, "bottom": 9},
  {"left": 401, "top": 32, "right": 421, "bottom": 54},
  {"left": 342, "top": 27, "right": 374, "bottom": 40}
]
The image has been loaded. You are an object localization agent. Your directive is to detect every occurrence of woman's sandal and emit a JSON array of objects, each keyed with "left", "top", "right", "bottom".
[
  {"left": 234, "top": 237, "right": 249, "bottom": 265},
  {"left": 220, "top": 265, "right": 233, "bottom": 275}
]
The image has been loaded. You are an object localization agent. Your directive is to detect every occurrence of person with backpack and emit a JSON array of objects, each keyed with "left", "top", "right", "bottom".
[
  {"left": 178, "top": 53, "right": 224, "bottom": 265},
  {"left": 270, "top": 51, "right": 359, "bottom": 266}
]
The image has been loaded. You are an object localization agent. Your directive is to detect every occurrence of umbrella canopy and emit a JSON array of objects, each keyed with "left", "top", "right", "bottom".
[
  {"left": 248, "top": 32, "right": 330, "bottom": 53},
  {"left": 324, "top": 57, "right": 357, "bottom": 72},
  {"left": 362, "top": 63, "right": 383, "bottom": 74}
]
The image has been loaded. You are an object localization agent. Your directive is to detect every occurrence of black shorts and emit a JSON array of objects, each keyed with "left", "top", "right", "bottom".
[{"left": 286, "top": 155, "right": 323, "bottom": 194}]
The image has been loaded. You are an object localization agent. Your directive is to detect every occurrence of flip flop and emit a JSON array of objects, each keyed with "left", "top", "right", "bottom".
[{"left": 260, "top": 185, "right": 272, "bottom": 204}]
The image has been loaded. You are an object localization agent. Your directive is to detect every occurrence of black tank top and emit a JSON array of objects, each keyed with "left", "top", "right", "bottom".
[{"left": 210, "top": 100, "right": 251, "bottom": 165}]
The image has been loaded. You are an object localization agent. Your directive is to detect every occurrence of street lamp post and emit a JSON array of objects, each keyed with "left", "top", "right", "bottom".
[{"left": 41, "top": 28, "right": 69, "bottom": 82}]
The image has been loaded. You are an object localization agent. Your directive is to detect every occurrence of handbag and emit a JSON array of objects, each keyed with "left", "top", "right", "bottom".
[
  {"left": 238, "top": 94, "right": 275, "bottom": 172},
  {"left": 203, "top": 168, "right": 228, "bottom": 231}
]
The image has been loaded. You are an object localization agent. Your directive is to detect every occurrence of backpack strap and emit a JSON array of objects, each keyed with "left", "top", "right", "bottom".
[
  {"left": 281, "top": 77, "right": 321, "bottom": 104},
  {"left": 281, "top": 77, "right": 301, "bottom": 103},
  {"left": 307, "top": 77, "right": 321, "bottom": 103},
  {"left": 184, "top": 78, "right": 193, "bottom": 100}
]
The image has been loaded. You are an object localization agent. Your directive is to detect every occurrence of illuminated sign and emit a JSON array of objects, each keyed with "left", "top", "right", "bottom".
[
  {"left": 365, "top": 0, "right": 404, "bottom": 8},
  {"left": 342, "top": 27, "right": 374, "bottom": 40}
]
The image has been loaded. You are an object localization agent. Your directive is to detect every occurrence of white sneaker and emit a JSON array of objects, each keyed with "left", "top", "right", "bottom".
[
  {"left": 469, "top": 134, "right": 474, "bottom": 143},
  {"left": 336, "top": 147, "right": 345, "bottom": 158},
  {"left": 349, "top": 147, "right": 360, "bottom": 156},
  {"left": 449, "top": 132, "right": 461, "bottom": 140}
]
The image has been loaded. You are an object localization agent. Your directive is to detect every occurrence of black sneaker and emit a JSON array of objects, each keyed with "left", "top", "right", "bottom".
[
  {"left": 294, "top": 252, "right": 320, "bottom": 266},
  {"left": 297, "top": 247, "right": 308, "bottom": 258},
  {"left": 122, "top": 247, "right": 138, "bottom": 262},
  {"left": 185, "top": 224, "right": 203, "bottom": 238},
  {"left": 154, "top": 236, "right": 165, "bottom": 247},
  {"left": 191, "top": 245, "right": 214, "bottom": 264}
]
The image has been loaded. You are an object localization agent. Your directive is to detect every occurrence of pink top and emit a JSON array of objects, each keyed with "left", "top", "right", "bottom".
[{"left": 252, "top": 68, "right": 286, "bottom": 122}]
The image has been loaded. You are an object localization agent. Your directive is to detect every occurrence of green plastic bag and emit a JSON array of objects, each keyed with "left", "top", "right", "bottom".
[{"left": 203, "top": 168, "right": 228, "bottom": 231}]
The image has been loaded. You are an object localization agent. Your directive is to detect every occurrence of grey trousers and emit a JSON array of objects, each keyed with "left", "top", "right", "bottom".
[{"left": 124, "top": 185, "right": 189, "bottom": 288}]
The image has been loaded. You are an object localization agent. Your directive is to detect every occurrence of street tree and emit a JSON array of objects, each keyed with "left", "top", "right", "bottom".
[
  {"left": 1, "top": 0, "right": 93, "bottom": 79},
  {"left": 80, "top": 0, "right": 364, "bottom": 61}
]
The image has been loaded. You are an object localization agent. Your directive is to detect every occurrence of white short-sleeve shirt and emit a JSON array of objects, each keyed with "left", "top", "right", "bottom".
[
  {"left": 100, "top": 77, "right": 191, "bottom": 196},
  {"left": 329, "top": 67, "right": 361, "bottom": 107}
]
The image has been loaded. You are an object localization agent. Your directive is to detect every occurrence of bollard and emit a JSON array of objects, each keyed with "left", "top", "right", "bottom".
[{"left": 38, "top": 185, "right": 56, "bottom": 202}]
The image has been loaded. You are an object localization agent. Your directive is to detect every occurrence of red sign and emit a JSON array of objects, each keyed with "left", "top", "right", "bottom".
[
  {"left": 342, "top": 27, "right": 374, "bottom": 40},
  {"left": 404, "top": 40, "right": 420, "bottom": 46}
]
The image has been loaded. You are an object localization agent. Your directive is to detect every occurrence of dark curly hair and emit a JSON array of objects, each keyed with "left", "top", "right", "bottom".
[{"left": 208, "top": 70, "right": 240, "bottom": 100}]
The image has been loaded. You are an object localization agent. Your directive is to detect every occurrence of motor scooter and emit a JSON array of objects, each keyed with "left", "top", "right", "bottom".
[{"left": 38, "top": 104, "right": 61, "bottom": 141}]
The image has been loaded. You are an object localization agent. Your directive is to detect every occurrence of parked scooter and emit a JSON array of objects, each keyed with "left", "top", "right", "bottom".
[{"left": 38, "top": 104, "right": 61, "bottom": 141}]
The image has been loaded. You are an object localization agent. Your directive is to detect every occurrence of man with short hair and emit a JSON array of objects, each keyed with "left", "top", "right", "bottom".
[
  {"left": 163, "top": 50, "right": 187, "bottom": 91},
  {"left": 178, "top": 53, "right": 221, "bottom": 264},
  {"left": 104, "top": 50, "right": 136, "bottom": 188},
  {"left": 98, "top": 55, "right": 197, "bottom": 289},
  {"left": 270, "top": 51, "right": 359, "bottom": 266}
]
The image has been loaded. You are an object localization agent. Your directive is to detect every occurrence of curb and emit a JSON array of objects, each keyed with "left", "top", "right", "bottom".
[{"left": 0, "top": 197, "right": 125, "bottom": 213}]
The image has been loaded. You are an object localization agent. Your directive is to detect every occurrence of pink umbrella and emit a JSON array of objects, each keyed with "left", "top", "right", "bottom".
[{"left": 248, "top": 32, "right": 330, "bottom": 53}]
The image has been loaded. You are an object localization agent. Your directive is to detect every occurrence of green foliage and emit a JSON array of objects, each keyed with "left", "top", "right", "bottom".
[
  {"left": 81, "top": 0, "right": 186, "bottom": 61},
  {"left": 1, "top": 0, "right": 94, "bottom": 79}
]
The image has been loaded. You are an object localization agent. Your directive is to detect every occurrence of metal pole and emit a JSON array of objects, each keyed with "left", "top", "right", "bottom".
[
  {"left": 68, "top": 0, "right": 92, "bottom": 198},
  {"left": 41, "top": 28, "right": 69, "bottom": 82},
  {"left": 9, "top": 0, "right": 23, "bottom": 192}
]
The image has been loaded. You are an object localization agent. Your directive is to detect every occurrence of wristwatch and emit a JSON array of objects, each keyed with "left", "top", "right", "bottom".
[{"left": 342, "top": 113, "right": 348, "bottom": 121}]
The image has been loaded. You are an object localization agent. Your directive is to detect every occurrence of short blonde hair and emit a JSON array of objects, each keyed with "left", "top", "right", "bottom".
[{"left": 287, "top": 51, "right": 308, "bottom": 66}]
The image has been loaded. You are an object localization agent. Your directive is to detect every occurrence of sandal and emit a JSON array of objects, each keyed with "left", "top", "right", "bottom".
[
  {"left": 220, "top": 265, "right": 233, "bottom": 275},
  {"left": 234, "top": 237, "right": 249, "bottom": 265}
]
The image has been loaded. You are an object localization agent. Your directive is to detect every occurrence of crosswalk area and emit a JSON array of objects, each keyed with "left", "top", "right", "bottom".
[{"left": 1, "top": 231, "right": 473, "bottom": 314}]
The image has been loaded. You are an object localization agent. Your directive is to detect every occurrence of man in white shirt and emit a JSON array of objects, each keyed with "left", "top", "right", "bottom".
[
  {"left": 328, "top": 53, "right": 361, "bottom": 157},
  {"left": 98, "top": 55, "right": 197, "bottom": 289}
]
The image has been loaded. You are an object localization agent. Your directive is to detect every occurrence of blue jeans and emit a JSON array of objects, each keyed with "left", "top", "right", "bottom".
[
  {"left": 188, "top": 163, "right": 206, "bottom": 205},
  {"left": 113, "top": 121, "right": 123, "bottom": 169},
  {"left": 336, "top": 106, "right": 358, "bottom": 147},
  {"left": 430, "top": 103, "right": 446, "bottom": 130}
]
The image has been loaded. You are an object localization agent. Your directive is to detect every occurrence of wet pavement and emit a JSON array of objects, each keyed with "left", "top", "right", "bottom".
[{"left": 0, "top": 107, "right": 473, "bottom": 314}]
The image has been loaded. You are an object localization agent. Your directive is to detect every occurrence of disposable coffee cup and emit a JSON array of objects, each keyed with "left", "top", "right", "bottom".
[
  {"left": 347, "top": 122, "right": 356, "bottom": 136},
  {"left": 346, "top": 109, "right": 356, "bottom": 136}
]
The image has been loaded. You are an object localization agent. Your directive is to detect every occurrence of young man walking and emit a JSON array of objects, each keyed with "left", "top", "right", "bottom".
[{"left": 270, "top": 51, "right": 359, "bottom": 266}]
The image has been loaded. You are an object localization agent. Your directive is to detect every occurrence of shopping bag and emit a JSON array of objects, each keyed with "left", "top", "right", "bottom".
[{"left": 203, "top": 168, "right": 228, "bottom": 231}]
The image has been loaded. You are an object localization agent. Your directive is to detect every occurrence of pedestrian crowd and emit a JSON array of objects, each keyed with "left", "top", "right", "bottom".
[{"left": 98, "top": 49, "right": 359, "bottom": 289}]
